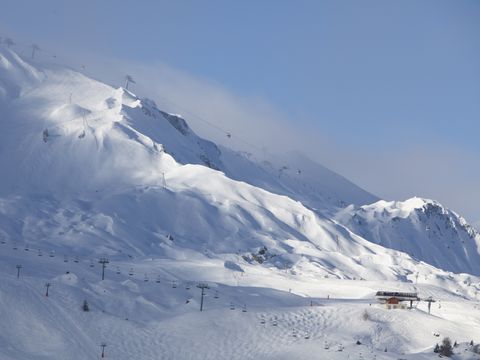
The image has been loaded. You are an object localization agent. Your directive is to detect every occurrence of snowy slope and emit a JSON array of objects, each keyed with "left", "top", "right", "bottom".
[
  {"left": 336, "top": 197, "right": 480, "bottom": 275},
  {"left": 219, "top": 149, "right": 378, "bottom": 213},
  {"left": 1, "top": 45, "right": 480, "bottom": 360},
  {"left": 474, "top": 220, "right": 480, "bottom": 232}
]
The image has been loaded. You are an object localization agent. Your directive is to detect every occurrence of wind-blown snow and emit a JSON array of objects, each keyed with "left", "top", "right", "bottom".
[{"left": 1, "top": 45, "right": 480, "bottom": 359}]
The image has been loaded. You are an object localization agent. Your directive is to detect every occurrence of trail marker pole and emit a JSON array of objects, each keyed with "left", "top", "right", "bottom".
[
  {"left": 162, "top": 172, "right": 167, "bottom": 189},
  {"left": 45, "top": 282, "right": 51, "bottom": 297},
  {"left": 425, "top": 297, "right": 436, "bottom": 314},
  {"left": 31, "top": 44, "right": 40, "bottom": 59},
  {"left": 99, "top": 258, "right": 109, "bottom": 280},
  {"left": 100, "top": 342, "right": 107, "bottom": 358},
  {"left": 16, "top": 264, "right": 22, "bottom": 279},
  {"left": 197, "top": 283, "right": 210, "bottom": 311},
  {"left": 124, "top": 75, "right": 135, "bottom": 90}
]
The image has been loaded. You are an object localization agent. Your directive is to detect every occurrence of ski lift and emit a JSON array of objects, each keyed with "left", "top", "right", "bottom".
[
  {"left": 64, "top": 255, "right": 68, "bottom": 263},
  {"left": 24, "top": 244, "right": 29, "bottom": 251},
  {"left": 172, "top": 281, "right": 177, "bottom": 288},
  {"left": 272, "top": 317, "right": 278, "bottom": 326},
  {"left": 116, "top": 267, "right": 121, "bottom": 275},
  {"left": 42, "top": 129, "right": 49, "bottom": 143},
  {"left": 304, "top": 332, "right": 310, "bottom": 340},
  {"left": 214, "top": 290, "right": 219, "bottom": 299},
  {"left": 49, "top": 251, "right": 55, "bottom": 257},
  {"left": 74, "top": 256, "right": 79, "bottom": 263},
  {"left": 185, "top": 282, "right": 191, "bottom": 290},
  {"left": 155, "top": 275, "right": 161, "bottom": 283},
  {"left": 128, "top": 268, "right": 134, "bottom": 276},
  {"left": 90, "top": 260, "right": 95, "bottom": 267},
  {"left": 38, "top": 250, "right": 43, "bottom": 256},
  {"left": 226, "top": 132, "right": 231, "bottom": 139},
  {"left": 230, "top": 302, "right": 235, "bottom": 310},
  {"left": 242, "top": 304, "right": 247, "bottom": 313},
  {"left": 144, "top": 274, "right": 149, "bottom": 282},
  {"left": 292, "top": 329, "right": 297, "bottom": 337},
  {"left": 13, "top": 242, "right": 18, "bottom": 250},
  {"left": 260, "top": 315, "right": 266, "bottom": 324}
]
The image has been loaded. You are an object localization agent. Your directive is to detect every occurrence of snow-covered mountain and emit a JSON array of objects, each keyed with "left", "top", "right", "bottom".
[
  {"left": 474, "top": 220, "right": 480, "bottom": 232},
  {"left": 2, "top": 44, "right": 478, "bottom": 279},
  {"left": 2, "top": 45, "right": 480, "bottom": 360},
  {"left": 336, "top": 197, "right": 480, "bottom": 275}
]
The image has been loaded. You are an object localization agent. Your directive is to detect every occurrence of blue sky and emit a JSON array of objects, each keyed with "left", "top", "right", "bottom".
[{"left": 1, "top": 0, "right": 479, "bottom": 221}]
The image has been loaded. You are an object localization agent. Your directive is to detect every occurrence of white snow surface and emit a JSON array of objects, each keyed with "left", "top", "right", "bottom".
[
  {"left": 336, "top": 198, "right": 480, "bottom": 275},
  {"left": 1, "top": 45, "right": 480, "bottom": 359}
]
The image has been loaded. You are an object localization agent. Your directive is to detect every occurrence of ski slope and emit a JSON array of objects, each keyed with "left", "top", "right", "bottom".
[{"left": 1, "top": 44, "right": 480, "bottom": 359}]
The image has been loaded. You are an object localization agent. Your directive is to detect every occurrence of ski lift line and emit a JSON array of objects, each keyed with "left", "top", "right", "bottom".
[
  {"left": 1, "top": 237, "right": 255, "bottom": 306},
  {"left": 1, "top": 37, "right": 289, "bottom": 167},
  {"left": 154, "top": 94, "right": 264, "bottom": 153},
  {"left": 0, "top": 37, "right": 93, "bottom": 79},
  {"left": 1, "top": 38, "right": 275, "bottom": 161}
]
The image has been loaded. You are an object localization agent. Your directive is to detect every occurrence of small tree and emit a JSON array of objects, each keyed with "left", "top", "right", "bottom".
[
  {"left": 433, "top": 343, "right": 440, "bottom": 353},
  {"left": 82, "top": 300, "right": 90, "bottom": 312},
  {"left": 439, "top": 337, "right": 453, "bottom": 357}
]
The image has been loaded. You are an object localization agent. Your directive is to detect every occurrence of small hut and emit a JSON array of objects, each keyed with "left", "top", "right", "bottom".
[{"left": 375, "top": 291, "right": 419, "bottom": 309}]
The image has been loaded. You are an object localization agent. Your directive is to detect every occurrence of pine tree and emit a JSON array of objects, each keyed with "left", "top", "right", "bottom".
[{"left": 439, "top": 337, "right": 453, "bottom": 357}]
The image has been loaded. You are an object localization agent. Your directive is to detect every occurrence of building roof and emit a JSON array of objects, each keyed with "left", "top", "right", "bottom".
[{"left": 375, "top": 291, "right": 419, "bottom": 301}]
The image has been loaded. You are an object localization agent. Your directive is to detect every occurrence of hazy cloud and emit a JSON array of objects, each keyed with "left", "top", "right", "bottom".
[
  {"left": 2, "top": 40, "right": 479, "bottom": 223},
  {"left": 96, "top": 59, "right": 480, "bottom": 223}
]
